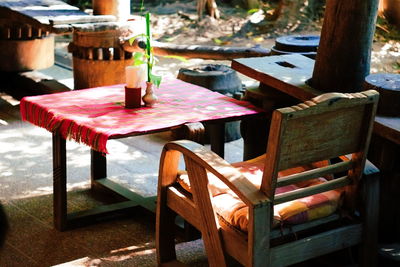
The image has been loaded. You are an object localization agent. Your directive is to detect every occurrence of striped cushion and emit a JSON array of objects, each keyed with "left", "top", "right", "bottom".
[{"left": 177, "top": 154, "right": 342, "bottom": 232}]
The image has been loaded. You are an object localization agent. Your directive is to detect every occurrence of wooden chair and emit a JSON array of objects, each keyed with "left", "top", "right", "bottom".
[{"left": 156, "top": 90, "right": 380, "bottom": 267}]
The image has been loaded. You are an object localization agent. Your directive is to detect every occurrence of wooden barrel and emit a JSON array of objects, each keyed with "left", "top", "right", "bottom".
[
  {"left": 271, "top": 35, "right": 319, "bottom": 59},
  {"left": 0, "top": 23, "right": 54, "bottom": 71},
  {"left": 364, "top": 73, "right": 400, "bottom": 116},
  {"left": 177, "top": 64, "right": 242, "bottom": 95},
  {"left": 70, "top": 19, "right": 145, "bottom": 89},
  {"left": 177, "top": 64, "right": 243, "bottom": 142}
]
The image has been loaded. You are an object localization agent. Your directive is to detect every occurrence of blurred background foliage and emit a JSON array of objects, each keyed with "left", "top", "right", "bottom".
[{"left": 64, "top": 0, "right": 398, "bottom": 41}]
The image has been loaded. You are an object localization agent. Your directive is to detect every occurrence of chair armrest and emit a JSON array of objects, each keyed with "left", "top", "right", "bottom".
[{"left": 165, "top": 140, "right": 270, "bottom": 207}]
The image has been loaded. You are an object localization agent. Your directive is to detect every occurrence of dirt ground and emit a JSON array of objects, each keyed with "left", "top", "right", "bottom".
[{"left": 138, "top": 0, "right": 400, "bottom": 74}]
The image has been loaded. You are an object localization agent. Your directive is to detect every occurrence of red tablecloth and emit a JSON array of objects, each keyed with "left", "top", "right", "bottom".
[{"left": 20, "top": 78, "right": 263, "bottom": 153}]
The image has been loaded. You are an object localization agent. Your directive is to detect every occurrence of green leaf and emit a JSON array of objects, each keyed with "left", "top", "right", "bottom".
[
  {"left": 163, "top": 36, "right": 176, "bottom": 42},
  {"left": 149, "top": 73, "right": 162, "bottom": 88},
  {"left": 213, "top": 38, "right": 222, "bottom": 45},
  {"left": 132, "top": 52, "right": 145, "bottom": 66},
  {"left": 247, "top": 8, "right": 259, "bottom": 14},
  {"left": 164, "top": 55, "right": 188, "bottom": 62}
]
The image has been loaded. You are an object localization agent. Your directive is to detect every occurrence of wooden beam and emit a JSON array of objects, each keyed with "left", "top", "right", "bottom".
[{"left": 123, "top": 39, "right": 271, "bottom": 60}]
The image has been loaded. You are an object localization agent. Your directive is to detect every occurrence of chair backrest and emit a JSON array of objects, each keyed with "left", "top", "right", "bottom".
[{"left": 261, "top": 90, "right": 379, "bottom": 203}]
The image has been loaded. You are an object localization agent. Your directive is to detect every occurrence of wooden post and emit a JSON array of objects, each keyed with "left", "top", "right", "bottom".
[
  {"left": 311, "top": 0, "right": 380, "bottom": 93},
  {"left": 92, "top": 0, "right": 131, "bottom": 22}
]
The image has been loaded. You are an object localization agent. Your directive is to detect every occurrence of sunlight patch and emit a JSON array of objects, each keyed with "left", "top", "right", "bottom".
[
  {"left": 52, "top": 257, "right": 95, "bottom": 267},
  {"left": 0, "top": 93, "right": 19, "bottom": 106}
]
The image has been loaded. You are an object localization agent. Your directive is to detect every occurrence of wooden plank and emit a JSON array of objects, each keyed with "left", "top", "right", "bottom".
[
  {"left": 166, "top": 188, "right": 200, "bottom": 230},
  {"left": 276, "top": 160, "right": 353, "bottom": 187},
  {"left": 374, "top": 116, "right": 400, "bottom": 145},
  {"left": 0, "top": 0, "right": 116, "bottom": 33},
  {"left": 66, "top": 200, "right": 140, "bottom": 230},
  {"left": 274, "top": 176, "right": 351, "bottom": 205},
  {"left": 269, "top": 91, "right": 378, "bottom": 171},
  {"left": 231, "top": 54, "right": 320, "bottom": 101},
  {"left": 270, "top": 214, "right": 341, "bottom": 239},
  {"left": 278, "top": 106, "right": 365, "bottom": 170},
  {"left": 50, "top": 15, "right": 115, "bottom": 26},
  {"left": 270, "top": 224, "right": 362, "bottom": 267},
  {"left": 51, "top": 16, "right": 116, "bottom": 34},
  {"left": 123, "top": 39, "right": 271, "bottom": 60},
  {"left": 93, "top": 178, "right": 157, "bottom": 212}
]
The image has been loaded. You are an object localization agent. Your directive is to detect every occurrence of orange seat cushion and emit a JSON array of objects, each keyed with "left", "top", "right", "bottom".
[{"left": 177, "top": 154, "right": 342, "bottom": 232}]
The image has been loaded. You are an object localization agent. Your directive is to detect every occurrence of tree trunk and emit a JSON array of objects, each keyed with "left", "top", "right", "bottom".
[
  {"left": 255, "top": 0, "right": 324, "bottom": 32},
  {"left": 246, "top": 0, "right": 259, "bottom": 10},
  {"left": 92, "top": 0, "right": 131, "bottom": 21},
  {"left": 197, "top": 0, "right": 220, "bottom": 19},
  {"left": 310, "top": 0, "right": 380, "bottom": 93}
]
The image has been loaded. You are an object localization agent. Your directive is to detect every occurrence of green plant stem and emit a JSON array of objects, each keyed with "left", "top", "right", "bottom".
[{"left": 145, "top": 12, "right": 151, "bottom": 83}]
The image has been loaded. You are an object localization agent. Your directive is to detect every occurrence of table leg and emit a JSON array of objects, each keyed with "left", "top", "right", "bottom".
[
  {"left": 91, "top": 149, "right": 107, "bottom": 183},
  {"left": 241, "top": 117, "right": 269, "bottom": 161},
  {"left": 52, "top": 132, "right": 67, "bottom": 231},
  {"left": 208, "top": 123, "right": 225, "bottom": 158},
  {"left": 52, "top": 133, "right": 142, "bottom": 231},
  {"left": 179, "top": 122, "right": 225, "bottom": 157}
]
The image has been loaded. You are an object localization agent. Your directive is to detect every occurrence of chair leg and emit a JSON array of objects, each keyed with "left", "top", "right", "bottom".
[
  {"left": 156, "top": 197, "right": 178, "bottom": 265},
  {"left": 359, "top": 163, "right": 380, "bottom": 267},
  {"left": 200, "top": 228, "right": 227, "bottom": 267}
]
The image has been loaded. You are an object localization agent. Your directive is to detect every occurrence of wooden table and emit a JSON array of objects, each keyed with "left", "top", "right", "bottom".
[
  {"left": 0, "top": 0, "right": 115, "bottom": 34},
  {"left": 20, "top": 78, "right": 264, "bottom": 231},
  {"left": 232, "top": 54, "right": 400, "bottom": 144}
]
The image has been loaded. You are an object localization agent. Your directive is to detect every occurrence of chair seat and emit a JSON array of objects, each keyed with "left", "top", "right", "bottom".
[{"left": 177, "top": 155, "right": 343, "bottom": 232}]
